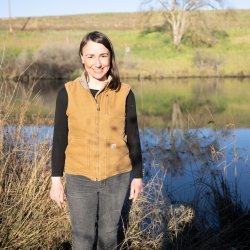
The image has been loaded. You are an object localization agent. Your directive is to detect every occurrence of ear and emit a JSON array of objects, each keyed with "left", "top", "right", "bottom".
[{"left": 80, "top": 55, "right": 84, "bottom": 64}]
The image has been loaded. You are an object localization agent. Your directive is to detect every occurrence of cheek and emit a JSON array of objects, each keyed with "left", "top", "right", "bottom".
[
  {"left": 83, "top": 61, "right": 91, "bottom": 68},
  {"left": 105, "top": 59, "right": 111, "bottom": 68}
]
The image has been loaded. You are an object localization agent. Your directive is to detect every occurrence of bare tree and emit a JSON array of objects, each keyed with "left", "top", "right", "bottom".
[{"left": 142, "top": 0, "right": 225, "bottom": 48}]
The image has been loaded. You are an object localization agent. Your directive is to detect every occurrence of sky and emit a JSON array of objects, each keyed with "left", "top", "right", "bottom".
[{"left": 0, "top": 0, "right": 250, "bottom": 19}]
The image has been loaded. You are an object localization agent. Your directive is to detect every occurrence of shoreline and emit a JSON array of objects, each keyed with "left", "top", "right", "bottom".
[{"left": 2, "top": 73, "right": 250, "bottom": 82}]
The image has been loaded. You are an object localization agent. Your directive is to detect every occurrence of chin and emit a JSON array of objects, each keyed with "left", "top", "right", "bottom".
[{"left": 93, "top": 74, "right": 107, "bottom": 81}]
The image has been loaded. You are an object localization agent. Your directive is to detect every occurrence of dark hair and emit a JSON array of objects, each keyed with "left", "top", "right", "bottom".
[{"left": 79, "top": 31, "right": 121, "bottom": 91}]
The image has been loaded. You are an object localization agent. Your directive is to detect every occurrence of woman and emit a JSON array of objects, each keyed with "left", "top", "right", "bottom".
[{"left": 50, "top": 31, "right": 143, "bottom": 250}]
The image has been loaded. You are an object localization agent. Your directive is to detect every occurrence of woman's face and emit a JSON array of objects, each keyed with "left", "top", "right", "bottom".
[{"left": 81, "top": 40, "right": 111, "bottom": 82}]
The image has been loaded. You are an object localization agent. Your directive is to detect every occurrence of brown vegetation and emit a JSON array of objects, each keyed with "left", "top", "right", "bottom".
[
  {"left": 0, "top": 13, "right": 146, "bottom": 31},
  {"left": 0, "top": 81, "right": 71, "bottom": 249},
  {"left": 0, "top": 10, "right": 248, "bottom": 32}
]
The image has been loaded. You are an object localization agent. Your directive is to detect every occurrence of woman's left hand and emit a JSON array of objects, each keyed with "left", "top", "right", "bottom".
[{"left": 129, "top": 178, "right": 143, "bottom": 202}]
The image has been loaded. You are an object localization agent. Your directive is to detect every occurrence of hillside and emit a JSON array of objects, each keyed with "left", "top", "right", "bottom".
[
  {"left": 1, "top": 10, "right": 249, "bottom": 31},
  {"left": 1, "top": 10, "right": 250, "bottom": 78},
  {"left": 0, "top": 12, "right": 147, "bottom": 31}
]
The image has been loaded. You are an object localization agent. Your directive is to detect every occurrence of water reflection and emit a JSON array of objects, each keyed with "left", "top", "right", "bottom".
[
  {"left": 141, "top": 126, "right": 250, "bottom": 207},
  {"left": 2, "top": 77, "right": 250, "bottom": 207},
  {"left": 3, "top": 77, "right": 250, "bottom": 127},
  {"left": 135, "top": 77, "right": 250, "bottom": 128}
]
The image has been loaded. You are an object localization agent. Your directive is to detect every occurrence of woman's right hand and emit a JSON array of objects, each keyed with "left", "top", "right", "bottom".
[{"left": 50, "top": 177, "right": 65, "bottom": 208}]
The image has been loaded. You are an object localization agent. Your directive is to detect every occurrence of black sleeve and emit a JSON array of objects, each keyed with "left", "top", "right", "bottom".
[
  {"left": 51, "top": 87, "right": 68, "bottom": 176},
  {"left": 125, "top": 90, "right": 143, "bottom": 178}
]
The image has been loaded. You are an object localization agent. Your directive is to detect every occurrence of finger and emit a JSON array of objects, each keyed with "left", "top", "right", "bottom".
[
  {"left": 129, "top": 188, "right": 134, "bottom": 200},
  {"left": 57, "top": 200, "right": 62, "bottom": 208},
  {"left": 51, "top": 195, "right": 63, "bottom": 208},
  {"left": 133, "top": 186, "right": 144, "bottom": 202},
  {"left": 132, "top": 190, "right": 139, "bottom": 202},
  {"left": 59, "top": 191, "right": 64, "bottom": 204}
]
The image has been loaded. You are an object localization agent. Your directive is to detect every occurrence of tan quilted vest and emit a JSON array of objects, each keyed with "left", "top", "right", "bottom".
[{"left": 64, "top": 76, "right": 132, "bottom": 181}]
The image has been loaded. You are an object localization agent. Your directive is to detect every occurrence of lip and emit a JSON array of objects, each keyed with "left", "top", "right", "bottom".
[{"left": 93, "top": 69, "right": 104, "bottom": 73}]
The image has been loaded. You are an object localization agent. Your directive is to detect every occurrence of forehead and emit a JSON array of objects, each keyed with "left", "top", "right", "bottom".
[{"left": 82, "top": 40, "right": 110, "bottom": 54}]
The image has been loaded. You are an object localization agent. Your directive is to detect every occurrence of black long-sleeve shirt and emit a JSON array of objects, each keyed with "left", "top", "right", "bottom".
[{"left": 51, "top": 87, "right": 143, "bottom": 178}]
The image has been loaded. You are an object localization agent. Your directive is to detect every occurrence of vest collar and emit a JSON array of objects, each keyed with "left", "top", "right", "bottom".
[{"left": 79, "top": 72, "right": 112, "bottom": 92}]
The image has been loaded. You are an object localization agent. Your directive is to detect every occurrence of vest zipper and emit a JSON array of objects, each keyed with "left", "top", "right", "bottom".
[
  {"left": 105, "top": 94, "right": 109, "bottom": 115},
  {"left": 96, "top": 101, "right": 100, "bottom": 180}
]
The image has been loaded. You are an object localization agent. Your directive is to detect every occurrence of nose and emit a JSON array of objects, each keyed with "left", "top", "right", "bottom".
[{"left": 95, "top": 57, "right": 101, "bottom": 67}]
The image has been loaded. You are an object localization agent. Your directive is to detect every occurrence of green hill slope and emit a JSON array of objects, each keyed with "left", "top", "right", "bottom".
[{"left": 1, "top": 10, "right": 250, "bottom": 78}]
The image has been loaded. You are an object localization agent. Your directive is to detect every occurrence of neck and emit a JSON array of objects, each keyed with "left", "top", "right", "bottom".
[{"left": 88, "top": 76, "right": 108, "bottom": 90}]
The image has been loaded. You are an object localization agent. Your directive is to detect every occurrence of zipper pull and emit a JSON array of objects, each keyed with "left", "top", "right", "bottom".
[{"left": 97, "top": 103, "right": 100, "bottom": 111}]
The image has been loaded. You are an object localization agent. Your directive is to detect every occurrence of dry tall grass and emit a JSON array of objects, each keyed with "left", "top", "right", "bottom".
[
  {"left": 0, "top": 80, "right": 71, "bottom": 249},
  {"left": 120, "top": 171, "right": 194, "bottom": 250}
]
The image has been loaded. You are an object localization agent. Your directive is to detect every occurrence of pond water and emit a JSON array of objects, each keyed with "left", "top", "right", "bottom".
[
  {"left": 142, "top": 127, "right": 250, "bottom": 208},
  {"left": 11, "top": 77, "right": 250, "bottom": 207}
]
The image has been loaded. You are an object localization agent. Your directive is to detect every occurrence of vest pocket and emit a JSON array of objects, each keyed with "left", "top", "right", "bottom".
[
  {"left": 106, "top": 138, "right": 129, "bottom": 166},
  {"left": 65, "top": 137, "right": 90, "bottom": 173}
]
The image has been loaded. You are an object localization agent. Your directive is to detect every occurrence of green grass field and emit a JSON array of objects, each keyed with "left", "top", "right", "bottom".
[{"left": 1, "top": 10, "right": 250, "bottom": 78}]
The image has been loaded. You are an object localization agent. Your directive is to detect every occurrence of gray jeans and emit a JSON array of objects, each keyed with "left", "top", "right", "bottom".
[{"left": 66, "top": 172, "right": 130, "bottom": 250}]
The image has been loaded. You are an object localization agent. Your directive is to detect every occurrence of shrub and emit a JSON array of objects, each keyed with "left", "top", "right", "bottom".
[
  {"left": 194, "top": 49, "right": 225, "bottom": 76},
  {"left": 4, "top": 44, "right": 82, "bottom": 79}
]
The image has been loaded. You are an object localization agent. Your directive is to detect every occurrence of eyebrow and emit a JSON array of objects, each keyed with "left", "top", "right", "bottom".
[{"left": 85, "top": 53, "right": 110, "bottom": 56}]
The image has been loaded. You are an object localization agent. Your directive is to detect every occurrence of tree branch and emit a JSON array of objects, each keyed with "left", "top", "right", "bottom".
[{"left": 158, "top": 0, "right": 171, "bottom": 10}]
